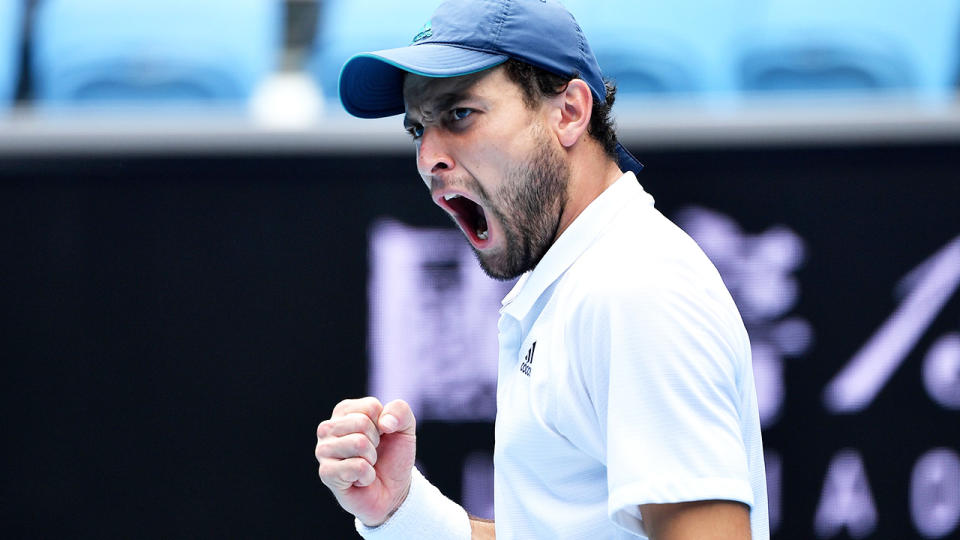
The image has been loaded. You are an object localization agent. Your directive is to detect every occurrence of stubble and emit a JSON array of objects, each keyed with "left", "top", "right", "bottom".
[{"left": 474, "top": 127, "right": 570, "bottom": 281}]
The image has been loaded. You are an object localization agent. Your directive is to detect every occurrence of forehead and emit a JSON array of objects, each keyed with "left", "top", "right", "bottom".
[{"left": 402, "top": 67, "right": 515, "bottom": 113}]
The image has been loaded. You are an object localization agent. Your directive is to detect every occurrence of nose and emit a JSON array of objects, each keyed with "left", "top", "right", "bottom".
[{"left": 416, "top": 127, "right": 455, "bottom": 178}]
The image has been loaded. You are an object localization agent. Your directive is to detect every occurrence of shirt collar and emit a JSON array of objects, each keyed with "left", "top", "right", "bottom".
[{"left": 500, "top": 171, "right": 654, "bottom": 320}]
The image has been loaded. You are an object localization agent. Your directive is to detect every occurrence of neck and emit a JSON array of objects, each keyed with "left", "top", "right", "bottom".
[{"left": 553, "top": 142, "right": 624, "bottom": 242}]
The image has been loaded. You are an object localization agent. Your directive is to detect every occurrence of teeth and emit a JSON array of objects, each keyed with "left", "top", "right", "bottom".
[
  {"left": 477, "top": 230, "right": 489, "bottom": 240},
  {"left": 444, "top": 194, "right": 461, "bottom": 201}
]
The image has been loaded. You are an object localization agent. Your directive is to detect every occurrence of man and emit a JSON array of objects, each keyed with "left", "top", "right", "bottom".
[{"left": 315, "top": 1, "right": 769, "bottom": 538}]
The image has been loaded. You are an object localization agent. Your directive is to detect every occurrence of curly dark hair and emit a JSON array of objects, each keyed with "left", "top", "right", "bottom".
[{"left": 502, "top": 58, "right": 619, "bottom": 161}]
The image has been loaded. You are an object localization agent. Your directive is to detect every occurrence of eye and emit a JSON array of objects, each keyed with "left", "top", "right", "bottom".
[
  {"left": 452, "top": 108, "right": 473, "bottom": 121},
  {"left": 407, "top": 124, "right": 424, "bottom": 139}
]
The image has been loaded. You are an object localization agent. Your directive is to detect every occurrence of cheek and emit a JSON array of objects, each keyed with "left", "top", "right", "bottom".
[
  {"left": 465, "top": 123, "right": 541, "bottom": 188},
  {"left": 470, "top": 142, "right": 512, "bottom": 175}
]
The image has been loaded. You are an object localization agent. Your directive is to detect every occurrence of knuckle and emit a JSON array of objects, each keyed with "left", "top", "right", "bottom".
[
  {"left": 331, "top": 398, "right": 355, "bottom": 416},
  {"left": 355, "top": 464, "right": 375, "bottom": 486},
  {"left": 317, "top": 461, "right": 335, "bottom": 481},
  {"left": 353, "top": 458, "right": 373, "bottom": 478},
  {"left": 339, "top": 460, "right": 362, "bottom": 482},
  {"left": 314, "top": 438, "right": 334, "bottom": 458},
  {"left": 332, "top": 396, "right": 382, "bottom": 420},
  {"left": 344, "top": 412, "right": 371, "bottom": 430},
  {"left": 350, "top": 433, "right": 373, "bottom": 454}
]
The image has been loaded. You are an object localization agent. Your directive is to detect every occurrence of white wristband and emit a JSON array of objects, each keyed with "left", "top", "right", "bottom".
[{"left": 355, "top": 467, "right": 471, "bottom": 540}]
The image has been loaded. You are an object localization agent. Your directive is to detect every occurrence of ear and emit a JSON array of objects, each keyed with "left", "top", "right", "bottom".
[{"left": 555, "top": 79, "right": 593, "bottom": 149}]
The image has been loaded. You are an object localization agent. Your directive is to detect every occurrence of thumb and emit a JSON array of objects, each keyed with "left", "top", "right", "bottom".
[{"left": 378, "top": 399, "right": 416, "bottom": 436}]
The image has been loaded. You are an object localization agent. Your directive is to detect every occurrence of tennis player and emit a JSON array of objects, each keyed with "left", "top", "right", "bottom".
[{"left": 316, "top": 1, "right": 768, "bottom": 538}]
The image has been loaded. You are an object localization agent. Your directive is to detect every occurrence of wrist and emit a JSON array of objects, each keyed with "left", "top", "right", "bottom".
[
  {"left": 361, "top": 478, "right": 412, "bottom": 528},
  {"left": 355, "top": 467, "right": 470, "bottom": 539}
]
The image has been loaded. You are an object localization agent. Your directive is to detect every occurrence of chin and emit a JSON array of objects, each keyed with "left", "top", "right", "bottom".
[{"left": 472, "top": 247, "right": 529, "bottom": 282}]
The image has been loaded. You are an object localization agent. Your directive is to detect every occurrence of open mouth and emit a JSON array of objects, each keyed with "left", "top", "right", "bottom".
[{"left": 441, "top": 193, "right": 490, "bottom": 245}]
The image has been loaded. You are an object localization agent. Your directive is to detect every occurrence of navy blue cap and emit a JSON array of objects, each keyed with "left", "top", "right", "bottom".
[{"left": 338, "top": 0, "right": 643, "bottom": 175}]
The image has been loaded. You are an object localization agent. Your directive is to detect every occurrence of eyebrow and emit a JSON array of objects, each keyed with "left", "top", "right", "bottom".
[{"left": 403, "top": 91, "right": 470, "bottom": 128}]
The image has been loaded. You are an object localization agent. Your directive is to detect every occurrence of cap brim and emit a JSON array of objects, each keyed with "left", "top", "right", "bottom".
[{"left": 339, "top": 44, "right": 509, "bottom": 119}]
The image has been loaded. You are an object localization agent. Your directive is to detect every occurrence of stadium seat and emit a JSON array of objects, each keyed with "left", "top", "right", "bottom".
[
  {"left": 737, "top": 0, "right": 960, "bottom": 97},
  {"left": 315, "top": 0, "right": 960, "bottom": 102},
  {"left": 565, "top": 0, "right": 750, "bottom": 98},
  {"left": 31, "top": 0, "right": 282, "bottom": 106},
  {"left": 312, "top": 0, "right": 445, "bottom": 101},
  {"left": 1, "top": 0, "right": 24, "bottom": 108}
]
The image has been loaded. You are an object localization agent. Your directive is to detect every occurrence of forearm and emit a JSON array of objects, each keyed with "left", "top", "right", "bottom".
[
  {"left": 469, "top": 516, "right": 495, "bottom": 539},
  {"left": 641, "top": 500, "right": 751, "bottom": 540}
]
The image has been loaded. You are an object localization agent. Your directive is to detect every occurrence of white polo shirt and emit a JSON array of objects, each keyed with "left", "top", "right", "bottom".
[{"left": 493, "top": 172, "right": 769, "bottom": 539}]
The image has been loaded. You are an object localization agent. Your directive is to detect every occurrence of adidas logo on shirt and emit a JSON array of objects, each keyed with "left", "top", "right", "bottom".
[{"left": 520, "top": 342, "right": 537, "bottom": 376}]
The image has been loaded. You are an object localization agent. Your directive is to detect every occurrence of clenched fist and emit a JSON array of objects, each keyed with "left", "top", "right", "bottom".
[{"left": 315, "top": 397, "right": 417, "bottom": 527}]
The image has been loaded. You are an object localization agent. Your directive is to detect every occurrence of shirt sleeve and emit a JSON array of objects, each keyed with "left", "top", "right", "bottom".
[{"left": 569, "top": 270, "right": 755, "bottom": 535}]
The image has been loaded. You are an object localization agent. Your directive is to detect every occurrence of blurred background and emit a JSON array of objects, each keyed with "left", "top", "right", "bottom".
[{"left": 1, "top": 0, "right": 959, "bottom": 538}]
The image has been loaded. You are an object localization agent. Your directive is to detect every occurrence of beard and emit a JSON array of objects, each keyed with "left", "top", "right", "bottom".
[{"left": 471, "top": 129, "right": 571, "bottom": 281}]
